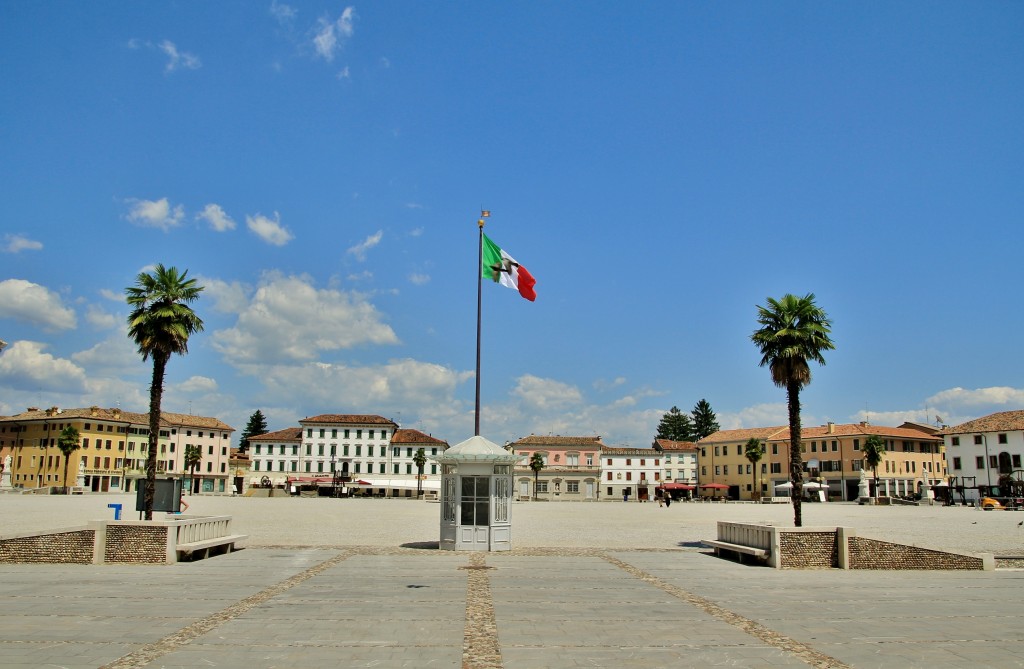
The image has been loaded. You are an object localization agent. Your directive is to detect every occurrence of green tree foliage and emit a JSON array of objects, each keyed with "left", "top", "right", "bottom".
[
  {"left": 529, "top": 452, "right": 545, "bottom": 500},
  {"left": 126, "top": 264, "right": 204, "bottom": 520},
  {"left": 655, "top": 406, "right": 694, "bottom": 442},
  {"left": 184, "top": 444, "right": 203, "bottom": 495},
  {"left": 57, "top": 425, "right": 80, "bottom": 494},
  {"left": 691, "top": 399, "right": 720, "bottom": 441},
  {"left": 413, "top": 448, "right": 427, "bottom": 497},
  {"left": 862, "top": 435, "right": 887, "bottom": 499},
  {"left": 238, "top": 409, "right": 269, "bottom": 453},
  {"left": 744, "top": 437, "right": 766, "bottom": 501},
  {"left": 751, "top": 292, "right": 835, "bottom": 527}
]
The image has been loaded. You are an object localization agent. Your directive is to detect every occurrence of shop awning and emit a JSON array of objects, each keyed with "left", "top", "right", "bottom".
[{"left": 349, "top": 478, "right": 440, "bottom": 491}]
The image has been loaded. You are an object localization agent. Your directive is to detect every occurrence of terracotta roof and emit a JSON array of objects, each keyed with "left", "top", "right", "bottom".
[
  {"left": 941, "top": 410, "right": 1024, "bottom": 435},
  {"left": 700, "top": 426, "right": 789, "bottom": 443},
  {"left": 790, "top": 423, "right": 941, "bottom": 442},
  {"left": 161, "top": 411, "right": 234, "bottom": 431},
  {"left": 390, "top": 429, "right": 448, "bottom": 446},
  {"left": 509, "top": 435, "right": 605, "bottom": 448},
  {"left": 654, "top": 439, "right": 698, "bottom": 452},
  {"left": 601, "top": 446, "right": 660, "bottom": 456},
  {"left": 249, "top": 427, "right": 303, "bottom": 442},
  {"left": 0, "top": 406, "right": 233, "bottom": 430},
  {"left": 298, "top": 414, "right": 397, "bottom": 426}
]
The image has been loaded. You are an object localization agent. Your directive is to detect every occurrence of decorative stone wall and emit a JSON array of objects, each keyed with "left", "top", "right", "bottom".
[
  {"left": 0, "top": 529, "right": 95, "bottom": 564},
  {"left": 779, "top": 531, "right": 837, "bottom": 569},
  {"left": 848, "top": 537, "right": 984, "bottom": 570},
  {"left": 104, "top": 525, "right": 168, "bottom": 564}
]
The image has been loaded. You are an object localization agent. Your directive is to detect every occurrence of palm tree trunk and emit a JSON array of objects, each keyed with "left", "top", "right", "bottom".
[
  {"left": 144, "top": 354, "right": 168, "bottom": 520},
  {"left": 64, "top": 460, "right": 70, "bottom": 495},
  {"left": 787, "top": 379, "right": 803, "bottom": 527}
]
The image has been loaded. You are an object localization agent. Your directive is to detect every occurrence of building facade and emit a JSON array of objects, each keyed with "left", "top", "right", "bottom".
[
  {"left": 700, "top": 422, "right": 945, "bottom": 501},
  {"left": 941, "top": 410, "right": 1024, "bottom": 503},
  {"left": 510, "top": 435, "right": 602, "bottom": 501},
  {"left": 248, "top": 418, "right": 449, "bottom": 497},
  {"left": 653, "top": 439, "right": 699, "bottom": 484},
  {"left": 602, "top": 447, "right": 664, "bottom": 501},
  {"left": 0, "top": 406, "right": 234, "bottom": 493}
]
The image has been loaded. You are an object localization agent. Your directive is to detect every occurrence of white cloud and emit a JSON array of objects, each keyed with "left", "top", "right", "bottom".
[
  {"left": 0, "top": 341, "right": 87, "bottom": 393},
  {"left": 270, "top": 0, "right": 297, "bottom": 24},
  {"left": 337, "top": 66, "right": 350, "bottom": 80},
  {"left": 717, "top": 403, "right": 788, "bottom": 430},
  {"left": 347, "top": 230, "right": 383, "bottom": 261},
  {"left": 927, "top": 386, "right": 1024, "bottom": 408},
  {"left": 0, "top": 279, "right": 77, "bottom": 331},
  {"left": 159, "top": 40, "right": 201, "bottom": 72},
  {"left": 312, "top": 6, "right": 355, "bottom": 62},
  {"left": 409, "top": 273, "right": 430, "bottom": 286},
  {"left": 3, "top": 234, "right": 42, "bottom": 253},
  {"left": 99, "top": 288, "right": 122, "bottom": 302},
  {"left": 85, "top": 304, "right": 117, "bottom": 329},
  {"left": 177, "top": 375, "right": 219, "bottom": 393},
  {"left": 211, "top": 272, "right": 398, "bottom": 365},
  {"left": 197, "top": 203, "right": 237, "bottom": 232},
  {"left": 511, "top": 374, "right": 583, "bottom": 410},
  {"left": 71, "top": 337, "right": 146, "bottom": 376},
  {"left": 125, "top": 197, "right": 185, "bottom": 231},
  {"left": 246, "top": 212, "right": 293, "bottom": 246},
  {"left": 199, "top": 277, "right": 252, "bottom": 314},
  {"left": 409, "top": 227, "right": 424, "bottom": 237}
]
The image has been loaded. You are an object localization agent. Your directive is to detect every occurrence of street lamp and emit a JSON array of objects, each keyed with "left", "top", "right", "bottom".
[{"left": 330, "top": 455, "right": 340, "bottom": 498}]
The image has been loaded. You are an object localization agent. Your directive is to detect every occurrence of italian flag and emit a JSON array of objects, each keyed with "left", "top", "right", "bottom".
[{"left": 482, "top": 234, "right": 537, "bottom": 302}]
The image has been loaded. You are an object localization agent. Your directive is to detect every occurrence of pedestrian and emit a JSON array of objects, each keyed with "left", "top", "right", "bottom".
[
  {"left": 665, "top": 494, "right": 672, "bottom": 508},
  {"left": 179, "top": 495, "right": 189, "bottom": 513},
  {"left": 658, "top": 494, "right": 664, "bottom": 507}
]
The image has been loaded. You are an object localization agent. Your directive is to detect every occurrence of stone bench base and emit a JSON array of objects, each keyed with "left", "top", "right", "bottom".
[
  {"left": 177, "top": 534, "right": 247, "bottom": 561},
  {"left": 703, "top": 539, "right": 768, "bottom": 564}
]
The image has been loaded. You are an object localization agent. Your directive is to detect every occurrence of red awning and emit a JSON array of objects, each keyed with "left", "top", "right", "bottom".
[
  {"left": 658, "top": 483, "right": 695, "bottom": 490},
  {"left": 699, "top": 482, "right": 729, "bottom": 489}
]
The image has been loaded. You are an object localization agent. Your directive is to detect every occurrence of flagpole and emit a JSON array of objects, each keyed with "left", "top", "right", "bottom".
[{"left": 474, "top": 212, "right": 488, "bottom": 436}]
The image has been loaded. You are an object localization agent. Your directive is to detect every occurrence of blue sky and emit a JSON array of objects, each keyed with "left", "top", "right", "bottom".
[{"left": 1, "top": 2, "right": 1022, "bottom": 446}]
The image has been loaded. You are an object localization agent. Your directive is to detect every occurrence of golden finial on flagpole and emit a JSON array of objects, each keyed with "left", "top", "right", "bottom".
[{"left": 479, "top": 209, "right": 490, "bottom": 228}]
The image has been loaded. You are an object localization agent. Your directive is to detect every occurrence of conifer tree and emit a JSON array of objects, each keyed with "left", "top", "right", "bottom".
[{"left": 238, "top": 409, "right": 269, "bottom": 453}]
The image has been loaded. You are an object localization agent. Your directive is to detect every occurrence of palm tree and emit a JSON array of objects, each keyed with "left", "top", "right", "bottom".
[
  {"left": 751, "top": 293, "right": 835, "bottom": 527},
  {"left": 862, "top": 435, "right": 887, "bottom": 500},
  {"left": 126, "top": 264, "right": 204, "bottom": 520},
  {"left": 529, "top": 452, "right": 545, "bottom": 501},
  {"left": 744, "top": 438, "right": 766, "bottom": 501},
  {"left": 57, "top": 425, "right": 81, "bottom": 495},
  {"left": 184, "top": 444, "right": 203, "bottom": 495},
  {"left": 413, "top": 448, "right": 427, "bottom": 497}
]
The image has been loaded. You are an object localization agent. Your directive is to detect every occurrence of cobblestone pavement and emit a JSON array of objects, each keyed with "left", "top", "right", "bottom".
[
  {"left": 0, "top": 545, "right": 1022, "bottom": 668},
  {"left": 2, "top": 496, "right": 1023, "bottom": 668}
]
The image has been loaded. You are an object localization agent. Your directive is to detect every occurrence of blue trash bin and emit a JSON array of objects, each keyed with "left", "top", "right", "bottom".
[{"left": 107, "top": 503, "right": 122, "bottom": 520}]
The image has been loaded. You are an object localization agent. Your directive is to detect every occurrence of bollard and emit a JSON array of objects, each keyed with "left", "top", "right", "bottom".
[{"left": 107, "top": 503, "right": 122, "bottom": 520}]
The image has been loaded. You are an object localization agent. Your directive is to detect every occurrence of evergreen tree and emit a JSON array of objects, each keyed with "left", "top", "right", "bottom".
[
  {"left": 655, "top": 406, "right": 694, "bottom": 442},
  {"left": 238, "top": 409, "right": 269, "bottom": 453},
  {"left": 691, "top": 399, "right": 720, "bottom": 440}
]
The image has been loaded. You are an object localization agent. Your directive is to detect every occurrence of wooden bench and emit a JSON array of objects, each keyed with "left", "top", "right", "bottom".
[
  {"left": 702, "top": 539, "right": 768, "bottom": 564},
  {"left": 176, "top": 534, "right": 248, "bottom": 561}
]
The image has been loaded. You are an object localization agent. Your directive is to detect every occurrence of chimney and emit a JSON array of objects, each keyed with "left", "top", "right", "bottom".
[
  {"left": 827, "top": 422, "right": 835, "bottom": 434},
  {"left": 90, "top": 406, "right": 100, "bottom": 417},
  {"left": 27, "top": 407, "right": 39, "bottom": 413}
]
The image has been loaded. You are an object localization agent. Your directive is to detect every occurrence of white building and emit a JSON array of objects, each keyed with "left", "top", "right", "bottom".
[
  {"left": 653, "top": 439, "right": 699, "bottom": 485},
  {"left": 601, "top": 447, "right": 663, "bottom": 502},
  {"left": 248, "top": 427, "right": 303, "bottom": 485},
  {"left": 249, "top": 417, "right": 450, "bottom": 497},
  {"left": 942, "top": 410, "right": 1024, "bottom": 502}
]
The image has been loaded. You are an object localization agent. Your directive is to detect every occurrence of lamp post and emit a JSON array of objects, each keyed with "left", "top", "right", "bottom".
[{"left": 330, "top": 455, "right": 340, "bottom": 498}]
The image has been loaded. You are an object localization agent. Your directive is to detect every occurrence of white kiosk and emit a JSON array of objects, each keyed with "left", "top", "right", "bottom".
[{"left": 432, "top": 435, "right": 523, "bottom": 552}]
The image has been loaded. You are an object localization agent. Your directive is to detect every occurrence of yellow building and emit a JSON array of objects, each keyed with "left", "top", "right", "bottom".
[
  {"left": 0, "top": 406, "right": 234, "bottom": 493},
  {"left": 699, "top": 422, "right": 946, "bottom": 501}
]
